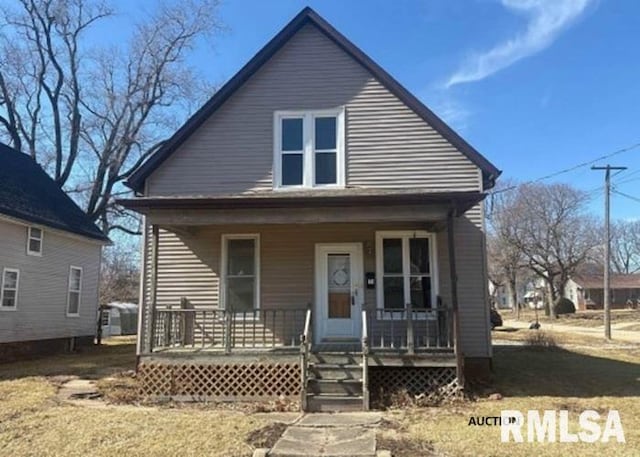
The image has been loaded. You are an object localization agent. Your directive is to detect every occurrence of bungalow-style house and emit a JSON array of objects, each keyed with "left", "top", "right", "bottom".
[
  {"left": 0, "top": 143, "right": 109, "bottom": 359},
  {"left": 566, "top": 274, "right": 640, "bottom": 310},
  {"left": 120, "top": 8, "right": 500, "bottom": 411}
]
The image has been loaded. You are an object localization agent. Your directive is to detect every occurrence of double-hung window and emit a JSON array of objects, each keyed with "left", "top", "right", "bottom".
[
  {"left": 274, "top": 109, "right": 345, "bottom": 189},
  {"left": 27, "top": 226, "right": 43, "bottom": 256},
  {"left": 1, "top": 268, "right": 19, "bottom": 310},
  {"left": 222, "top": 234, "right": 260, "bottom": 313},
  {"left": 376, "top": 231, "right": 437, "bottom": 313},
  {"left": 67, "top": 266, "right": 82, "bottom": 316}
]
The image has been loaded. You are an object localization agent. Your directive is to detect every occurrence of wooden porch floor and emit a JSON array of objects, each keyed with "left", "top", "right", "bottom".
[{"left": 144, "top": 345, "right": 456, "bottom": 367}]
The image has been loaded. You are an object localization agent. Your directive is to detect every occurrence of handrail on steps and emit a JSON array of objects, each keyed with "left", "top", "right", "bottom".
[
  {"left": 361, "top": 309, "right": 369, "bottom": 411},
  {"left": 300, "top": 306, "right": 312, "bottom": 411}
]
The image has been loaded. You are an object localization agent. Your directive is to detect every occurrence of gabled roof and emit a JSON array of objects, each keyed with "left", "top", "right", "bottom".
[
  {"left": 125, "top": 7, "right": 501, "bottom": 193},
  {"left": 0, "top": 143, "right": 109, "bottom": 242}
]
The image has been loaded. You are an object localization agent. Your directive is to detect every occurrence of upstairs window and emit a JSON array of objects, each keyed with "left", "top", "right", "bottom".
[
  {"left": 274, "top": 109, "right": 345, "bottom": 189},
  {"left": 1, "top": 268, "right": 19, "bottom": 310},
  {"left": 27, "top": 227, "right": 43, "bottom": 256}
]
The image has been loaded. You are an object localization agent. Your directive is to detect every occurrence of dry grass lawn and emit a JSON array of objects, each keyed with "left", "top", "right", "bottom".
[
  {"left": 506, "top": 308, "right": 640, "bottom": 328},
  {"left": 0, "top": 338, "right": 269, "bottom": 457},
  {"left": 380, "top": 338, "right": 640, "bottom": 456},
  {"left": 1, "top": 335, "right": 639, "bottom": 456}
]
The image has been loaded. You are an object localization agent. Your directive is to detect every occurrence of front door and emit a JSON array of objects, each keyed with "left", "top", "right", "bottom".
[{"left": 315, "top": 243, "right": 363, "bottom": 342}]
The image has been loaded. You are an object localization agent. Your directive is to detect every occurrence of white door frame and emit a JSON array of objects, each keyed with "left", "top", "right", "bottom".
[{"left": 314, "top": 242, "right": 363, "bottom": 343}]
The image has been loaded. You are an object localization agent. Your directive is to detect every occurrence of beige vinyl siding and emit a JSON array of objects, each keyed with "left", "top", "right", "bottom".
[
  {"left": 147, "top": 23, "right": 481, "bottom": 196},
  {"left": 142, "top": 219, "right": 490, "bottom": 357},
  {"left": 0, "top": 218, "right": 101, "bottom": 344}
]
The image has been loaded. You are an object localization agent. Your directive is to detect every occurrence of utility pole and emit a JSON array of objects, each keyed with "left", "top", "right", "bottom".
[{"left": 591, "top": 165, "right": 626, "bottom": 340}]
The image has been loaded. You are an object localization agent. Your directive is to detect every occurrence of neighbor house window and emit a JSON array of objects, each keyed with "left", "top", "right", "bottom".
[
  {"left": 67, "top": 266, "right": 82, "bottom": 316},
  {"left": 375, "top": 231, "right": 438, "bottom": 312},
  {"left": 27, "top": 226, "right": 43, "bottom": 256},
  {"left": 274, "top": 109, "right": 345, "bottom": 189},
  {"left": 101, "top": 310, "right": 110, "bottom": 326},
  {"left": 222, "top": 235, "right": 260, "bottom": 313},
  {"left": 1, "top": 268, "right": 19, "bottom": 310}
]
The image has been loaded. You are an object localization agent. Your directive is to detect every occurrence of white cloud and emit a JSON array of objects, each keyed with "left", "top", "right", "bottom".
[
  {"left": 446, "top": 0, "right": 592, "bottom": 87},
  {"left": 428, "top": 95, "right": 471, "bottom": 132}
]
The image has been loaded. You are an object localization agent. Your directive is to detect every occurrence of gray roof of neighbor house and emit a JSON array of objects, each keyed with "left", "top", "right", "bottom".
[
  {"left": 125, "top": 7, "right": 501, "bottom": 193},
  {"left": 0, "top": 142, "right": 110, "bottom": 242},
  {"left": 573, "top": 274, "right": 640, "bottom": 289}
]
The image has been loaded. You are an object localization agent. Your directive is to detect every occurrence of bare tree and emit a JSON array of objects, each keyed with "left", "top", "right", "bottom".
[
  {"left": 100, "top": 244, "right": 140, "bottom": 306},
  {"left": 610, "top": 220, "right": 640, "bottom": 274},
  {"left": 493, "top": 182, "right": 599, "bottom": 317},
  {"left": 486, "top": 181, "right": 523, "bottom": 317},
  {"left": 0, "top": 0, "right": 223, "bottom": 233}
]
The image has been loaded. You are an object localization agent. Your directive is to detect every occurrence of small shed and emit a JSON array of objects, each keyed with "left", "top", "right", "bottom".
[{"left": 101, "top": 302, "right": 138, "bottom": 337}]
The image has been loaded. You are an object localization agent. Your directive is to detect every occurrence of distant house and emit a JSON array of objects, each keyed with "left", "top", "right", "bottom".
[
  {"left": 489, "top": 279, "right": 543, "bottom": 310},
  {"left": 0, "top": 143, "right": 109, "bottom": 359},
  {"left": 565, "top": 274, "right": 640, "bottom": 310}
]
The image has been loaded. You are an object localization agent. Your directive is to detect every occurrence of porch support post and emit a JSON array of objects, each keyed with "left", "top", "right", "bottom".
[
  {"left": 149, "top": 224, "right": 160, "bottom": 352},
  {"left": 406, "top": 301, "right": 414, "bottom": 355},
  {"left": 447, "top": 208, "right": 465, "bottom": 388}
]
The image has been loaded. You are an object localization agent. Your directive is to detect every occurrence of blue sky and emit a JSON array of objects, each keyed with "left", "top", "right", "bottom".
[{"left": 107, "top": 0, "right": 640, "bottom": 219}]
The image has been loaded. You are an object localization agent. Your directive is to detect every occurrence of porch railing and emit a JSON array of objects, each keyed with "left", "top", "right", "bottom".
[
  {"left": 365, "top": 303, "right": 455, "bottom": 353},
  {"left": 300, "top": 307, "right": 312, "bottom": 410},
  {"left": 150, "top": 307, "right": 307, "bottom": 352}
]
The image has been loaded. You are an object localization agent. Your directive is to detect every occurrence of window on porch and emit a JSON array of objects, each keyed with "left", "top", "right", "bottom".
[
  {"left": 375, "top": 231, "right": 437, "bottom": 311},
  {"left": 222, "top": 235, "right": 260, "bottom": 313}
]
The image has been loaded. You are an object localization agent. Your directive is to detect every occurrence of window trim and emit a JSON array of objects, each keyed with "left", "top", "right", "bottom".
[
  {"left": 0, "top": 268, "right": 20, "bottom": 311},
  {"left": 27, "top": 226, "right": 43, "bottom": 256},
  {"left": 67, "top": 265, "right": 83, "bottom": 317},
  {"left": 273, "top": 108, "right": 345, "bottom": 190},
  {"left": 375, "top": 231, "right": 439, "bottom": 319},
  {"left": 220, "top": 234, "right": 261, "bottom": 314}
]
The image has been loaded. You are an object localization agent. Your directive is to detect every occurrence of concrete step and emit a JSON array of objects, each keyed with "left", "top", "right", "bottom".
[
  {"left": 306, "top": 394, "right": 365, "bottom": 412},
  {"left": 308, "top": 363, "right": 362, "bottom": 381},
  {"left": 308, "top": 378, "right": 363, "bottom": 395},
  {"left": 310, "top": 353, "right": 361, "bottom": 365}
]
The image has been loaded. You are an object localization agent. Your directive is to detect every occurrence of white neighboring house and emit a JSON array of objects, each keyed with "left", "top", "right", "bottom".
[
  {"left": 101, "top": 302, "right": 138, "bottom": 337},
  {"left": 0, "top": 143, "right": 109, "bottom": 358},
  {"left": 488, "top": 281, "right": 513, "bottom": 309}
]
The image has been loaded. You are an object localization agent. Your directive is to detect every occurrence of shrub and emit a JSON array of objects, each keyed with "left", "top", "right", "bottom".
[
  {"left": 525, "top": 331, "right": 557, "bottom": 350},
  {"left": 554, "top": 297, "right": 576, "bottom": 315}
]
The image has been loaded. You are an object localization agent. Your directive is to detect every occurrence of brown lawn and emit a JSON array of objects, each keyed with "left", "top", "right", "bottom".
[{"left": 1, "top": 335, "right": 638, "bottom": 456}]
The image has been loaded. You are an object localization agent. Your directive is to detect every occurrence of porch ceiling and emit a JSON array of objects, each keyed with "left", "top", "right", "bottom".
[{"left": 118, "top": 190, "right": 485, "bottom": 225}]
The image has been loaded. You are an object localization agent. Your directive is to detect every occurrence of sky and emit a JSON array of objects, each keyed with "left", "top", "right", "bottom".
[{"left": 104, "top": 0, "right": 640, "bottom": 219}]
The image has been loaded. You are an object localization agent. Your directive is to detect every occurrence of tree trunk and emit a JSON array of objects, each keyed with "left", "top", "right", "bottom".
[
  {"left": 545, "top": 281, "right": 557, "bottom": 318},
  {"left": 509, "top": 278, "right": 519, "bottom": 319}
]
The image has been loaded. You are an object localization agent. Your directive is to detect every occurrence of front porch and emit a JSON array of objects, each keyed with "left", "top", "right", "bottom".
[
  {"left": 121, "top": 190, "right": 483, "bottom": 410},
  {"left": 140, "top": 303, "right": 461, "bottom": 410}
]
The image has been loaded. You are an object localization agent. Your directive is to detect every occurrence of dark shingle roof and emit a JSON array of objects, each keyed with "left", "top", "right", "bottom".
[{"left": 0, "top": 143, "right": 109, "bottom": 242}]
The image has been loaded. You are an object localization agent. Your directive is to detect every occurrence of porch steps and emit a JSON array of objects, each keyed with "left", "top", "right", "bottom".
[{"left": 306, "top": 352, "right": 366, "bottom": 412}]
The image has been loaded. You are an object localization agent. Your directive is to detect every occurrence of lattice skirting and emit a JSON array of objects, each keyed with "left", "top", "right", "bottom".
[
  {"left": 138, "top": 362, "right": 301, "bottom": 399},
  {"left": 369, "top": 366, "right": 461, "bottom": 406}
]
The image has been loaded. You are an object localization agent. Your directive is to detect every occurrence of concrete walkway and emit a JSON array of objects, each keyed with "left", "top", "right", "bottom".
[
  {"left": 503, "top": 319, "right": 640, "bottom": 344},
  {"left": 259, "top": 412, "right": 384, "bottom": 457}
]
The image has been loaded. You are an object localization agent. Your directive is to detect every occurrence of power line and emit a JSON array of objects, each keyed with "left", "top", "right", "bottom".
[
  {"left": 612, "top": 189, "right": 640, "bottom": 204},
  {"left": 491, "top": 141, "right": 640, "bottom": 195}
]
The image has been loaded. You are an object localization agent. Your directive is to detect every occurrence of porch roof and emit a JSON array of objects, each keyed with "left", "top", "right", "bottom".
[{"left": 118, "top": 189, "right": 485, "bottom": 216}]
